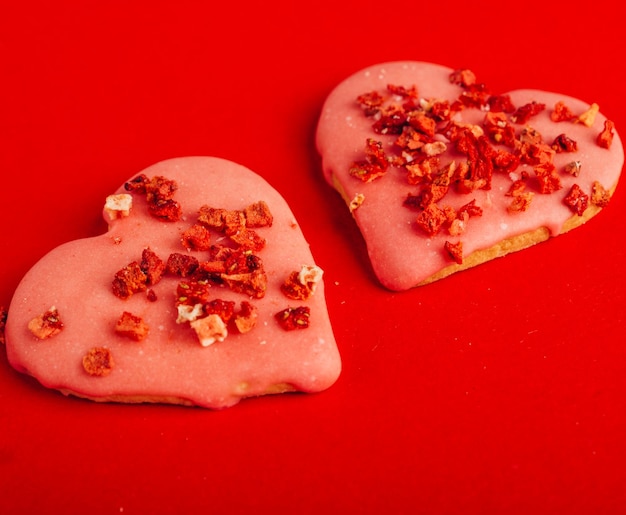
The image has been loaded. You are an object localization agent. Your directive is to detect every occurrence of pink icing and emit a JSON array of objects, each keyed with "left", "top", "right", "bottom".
[
  {"left": 5, "top": 157, "right": 341, "bottom": 408},
  {"left": 316, "top": 61, "right": 624, "bottom": 290}
]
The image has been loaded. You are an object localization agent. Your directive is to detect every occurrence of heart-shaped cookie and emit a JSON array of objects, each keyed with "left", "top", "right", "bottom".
[
  {"left": 316, "top": 61, "right": 624, "bottom": 290},
  {"left": 5, "top": 157, "right": 341, "bottom": 409}
]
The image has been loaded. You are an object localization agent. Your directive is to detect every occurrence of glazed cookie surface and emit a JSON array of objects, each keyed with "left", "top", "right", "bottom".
[
  {"left": 5, "top": 157, "right": 341, "bottom": 409},
  {"left": 316, "top": 61, "right": 624, "bottom": 290}
]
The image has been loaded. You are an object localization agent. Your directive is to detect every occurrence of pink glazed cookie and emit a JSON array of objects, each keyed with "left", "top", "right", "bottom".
[
  {"left": 5, "top": 157, "right": 341, "bottom": 409},
  {"left": 316, "top": 61, "right": 624, "bottom": 290}
]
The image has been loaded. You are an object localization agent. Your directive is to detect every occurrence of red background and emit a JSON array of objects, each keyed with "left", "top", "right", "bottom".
[{"left": 1, "top": 2, "right": 625, "bottom": 513}]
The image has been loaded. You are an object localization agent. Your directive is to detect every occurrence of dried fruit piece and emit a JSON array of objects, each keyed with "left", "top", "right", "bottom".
[
  {"left": 551, "top": 101, "right": 575, "bottom": 122},
  {"left": 564, "top": 184, "right": 589, "bottom": 216},
  {"left": 198, "top": 206, "right": 231, "bottom": 231},
  {"left": 82, "top": 347, "right": 114, "bottom": 377},
  {"left": 349, "top": 193, "right": 365, "bottom": 212},
  {"left": 176, "top": 303, "right": 204, "bottom": 324},
  {"left": 357, "top": 90, "right": 385, "bottom": 114},
  {"left": 140, "top": 248, "right": 166, "bottom": 286},
  {"left": 506, "top": 180, "right": 535, "bottom": 213},
  {"left": 564, "top": 161, "right": 582, "bottom": 176},
  {"left": 112, "top": 262, "right": 148, "bottom": 299},
  {"left": 511, "top": 101, "right": 546, "bottom": 124},
  {"left": 281, "top": 265, "right": 324, "bottom": 300},
  {"left": 597, "top": 120, "right": 615, "bottom": 149},
  {"left": 104, "top": 194, "right": 133, "bottom": 220},
  {"left": 177, "top": 280, "right": 211, "bottom": 306},
  {"left": 275, "top": 307, "right": 311, "bottom": 331},
  {"left": 416, "top": 203, "right": 447, "bottom": 236},
  {"left": 243, "top": 201, "right": 273, "bottom": 228},
  {"left": 221, "top": 270, "right": 267, "bottom": 299},
  {"left": 350, "top": 138, "right": 389, "bottom": 182},
  {"left": 196, "top": 202, "right": 271, "bottom": 251},
  {"left": 449, "top": 68, "right": 476, "bottom": 87},
  {"left": 166, "top": 253, "right": 199, "bottom": 277},
  {"left": 535, "top": 163, "right": 562, "bottom": 194},
  {"left": 125, "top": 174, "right": 182, "bottom": 222},
  {"left": 233, "top": 301, "right": 258, "bottom": 334},
  {"left": 190, "top": 314, "right": 228, "bottom": 347},
  {"left": 229, "top": 227, "right": 266, "bottom": 252},
  {"left": 115, "top": 311, "right": 149, "bottom": 341},
  {"left": 204, "top": 299, "right": 236, "bottom": 324},
  {"left": 510, "top": 193, "right": 534, "bottom": 213},
  {"left": 181, "top": 224, "right": 212, "bottom": 251},
  {"left": 444, "top": 241, "right": 463, "bottom": 264},
  {"left": 576, "top": 103, "right": 600, "bottom": 127},
  {"left": 483, "top": 112, "right": 516, "bottom": 146},
  {"left": 591, "top": 181, "right": 611, "bottom": 208},
  {"left": 551, "top": 134, "right": 578, "bottom": 153},
  {"left": 27, "top": 307, "right": 64, "bottom": 340}
]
